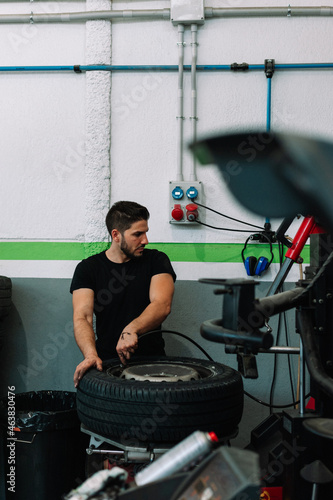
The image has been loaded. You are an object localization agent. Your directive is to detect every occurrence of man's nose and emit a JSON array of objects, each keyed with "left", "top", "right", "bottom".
[{"left": 141, "top": 234, "right": 149, "bottom": 245}]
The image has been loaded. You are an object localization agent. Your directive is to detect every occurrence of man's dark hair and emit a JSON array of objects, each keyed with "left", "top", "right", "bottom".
[{"left": 105, "top": 201, "right": 150, "bottom": 236}]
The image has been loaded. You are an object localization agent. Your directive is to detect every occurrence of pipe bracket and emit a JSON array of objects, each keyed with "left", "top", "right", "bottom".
[{"left": 265, "top": 58, "right": 275, "bottom": 78}]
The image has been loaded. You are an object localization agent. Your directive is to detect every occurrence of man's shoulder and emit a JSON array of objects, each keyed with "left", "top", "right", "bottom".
[
  {"left": 82, "top": 250, "right": 107, "bottom": 264},
  {"left": 142, "top": 248, "right": 176, "bottom": 281},
  {"left": 75, "top": 251, "right": 107, "bottom": 272},
  {"left": 142, "top": 248, "right": 168, "bottom": 258}
]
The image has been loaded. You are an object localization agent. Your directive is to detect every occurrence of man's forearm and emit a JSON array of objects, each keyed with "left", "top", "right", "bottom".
[
  {"left": 124, "top": 300, "right": 171, "bottom": 336},
  {"left": 74, "top": 318, "right": 98, "bottom": 358}
]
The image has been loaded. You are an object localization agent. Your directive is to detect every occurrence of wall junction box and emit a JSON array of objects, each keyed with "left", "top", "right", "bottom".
[
  {"left": 170, "top": 0, "right": 205, "bottom": 25},
  {"left": 169, "top": 180, "right": 203, "bottom": 224}
]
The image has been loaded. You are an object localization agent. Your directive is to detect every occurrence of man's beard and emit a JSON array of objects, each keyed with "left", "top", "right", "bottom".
[{"left": 120, "top": 240, "right": 144, "bottom": 259}]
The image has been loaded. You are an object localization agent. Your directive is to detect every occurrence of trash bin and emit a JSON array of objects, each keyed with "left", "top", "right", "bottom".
[{"left": 0, "top": 390, "right": 89, "bottom": 500}]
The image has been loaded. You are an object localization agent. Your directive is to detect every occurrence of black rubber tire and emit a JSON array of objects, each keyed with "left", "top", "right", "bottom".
[
  {"left": 0, "top": 276, "right": 12, "bottom": 318},
  {"left": 76, "top": 356, "right": 244, "bottom": 444}
]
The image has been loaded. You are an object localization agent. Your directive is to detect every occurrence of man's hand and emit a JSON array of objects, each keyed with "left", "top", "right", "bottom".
[
  {"left": 74, "top": 355, "right": 103, "bottom": 388},
  {"left": 116, "top": 331, "right": 138, "bottom": 364}
]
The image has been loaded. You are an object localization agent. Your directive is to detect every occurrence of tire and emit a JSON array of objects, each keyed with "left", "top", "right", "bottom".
[
  {"left": 77, "top": 356, "right": 244, "bottom": 444},
  {"left": 0, "top": 276, "right": 12, "bottom": 318}
]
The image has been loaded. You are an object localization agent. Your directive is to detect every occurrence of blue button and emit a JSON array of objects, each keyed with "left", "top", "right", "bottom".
[{"left": 172, "top": 186, "right": 184, "bottom": 200}]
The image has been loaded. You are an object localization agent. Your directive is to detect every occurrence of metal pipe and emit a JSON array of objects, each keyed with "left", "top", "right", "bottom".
[
  {"left": 299, "top": 338, "right": 306, "bottom": 415},
  {"left": 0, "top": 6, "right": 332, "bottom": 25},
  {"left": 266, "top": 257, "right": 295, "bottom": 296},
  {"left": 176, "top": 24, "right": 185, "bottom": 182},
  {"left": 206, "top": 7, "right": 333, "bottom": 18},
  {"left": 87, "top": 448, "right": 124, "bottom": 455},
  {"left": 256, "top": 286, "right": 305, "bottom": 321},
  {"left": 0, "top": 9, "right": 171, "bottom": 24},
  {"left": 259, "top": 346, "right": 300, "bottom": 354},
  {"left": 190, "top": 24, "right": 198, "bottom": 182}
]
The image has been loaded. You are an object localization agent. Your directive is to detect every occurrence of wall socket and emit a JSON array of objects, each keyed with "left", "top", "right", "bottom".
[{"left": 169, "top": 181, "right": 203, "bottom": 224}]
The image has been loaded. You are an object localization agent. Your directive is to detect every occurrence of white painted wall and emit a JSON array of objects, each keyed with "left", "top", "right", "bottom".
[
  {"left": 0, "top": 1, "right": 87, "bottom": 241},
  {"left": 1, "top": 0, "right": 333, "bottom": 274}
]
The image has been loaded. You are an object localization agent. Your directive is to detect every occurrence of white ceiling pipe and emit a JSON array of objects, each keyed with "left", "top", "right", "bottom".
[
  {"left": 176, "top": 24, "right": 185, "bottom": 183},
  {"left": 189, "top": 24, "right": 198, "bottom": 183},
  {"left": 205, "top": 6, "right": 333, "bottom": 18},
  {"left": 0, "top": 9, "right": 170, "bottom": 24}
]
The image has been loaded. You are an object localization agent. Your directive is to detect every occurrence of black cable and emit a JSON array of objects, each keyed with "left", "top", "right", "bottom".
[
  {"left": 277, "top": 242, "right": 297, "bottom": 408},
  {"left": 194, "top": 201, "right": 265, "bottom": 230},
  {"left": 139, "top": 329, "right": 214, "bottom": 361},
  {"left": 269, "top": 314, "right": 281, "bottom": 413},
  {"left": 284, "top": 307, "right": 296, "bottom": 408},
  {"left": 244, "top": 390, "right": 311, "bottom": 409},
  {"left": 194, "top": 220, "right": 255, "bottom": 232},
  {"left": 268, "top": 241, "right": 283, "bottom": 413},
  {"left": 141, "top": 329, "right": 302, "bottom": 410}
]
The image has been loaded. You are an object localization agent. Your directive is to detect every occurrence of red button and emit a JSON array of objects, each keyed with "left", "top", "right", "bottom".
[
  {"left": 186, "top": 203, "right": 198, "bottom": 221},
  {"left": 172, "top": 204, "right": 184, "bottom": 221}
]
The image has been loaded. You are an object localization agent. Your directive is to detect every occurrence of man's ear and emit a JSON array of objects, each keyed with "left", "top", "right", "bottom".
[{"left": 111, "top": 229, "right": 121, "bottom": 242}]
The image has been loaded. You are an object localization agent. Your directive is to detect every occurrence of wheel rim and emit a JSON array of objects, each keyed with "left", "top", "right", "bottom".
[
  {"left": 105, "top": 359, "right": 219, "bottom": 381},
  {"left": 120, "top": 363, "right": 200, "bottom": 382}
]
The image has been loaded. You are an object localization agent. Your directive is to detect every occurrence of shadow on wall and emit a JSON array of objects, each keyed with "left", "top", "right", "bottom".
[
  {"left": 0, "top": 278, "right": 83, "bottom": 396},
  {"left": 0, "top": 306, "right": 28, "bottom": 398}
]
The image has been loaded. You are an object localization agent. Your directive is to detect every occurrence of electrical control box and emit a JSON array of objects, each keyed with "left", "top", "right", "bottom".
[
  {"left": 170, "top": 0, "right": 205, "bottom": 25},
  {"left": 169, "top": 181, "right": 203, "bottom": 224}
]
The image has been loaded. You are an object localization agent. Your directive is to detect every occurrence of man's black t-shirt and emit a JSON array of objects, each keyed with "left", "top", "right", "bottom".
[{"left": 70, "top": 249, "right": 176, "bottom": 360}]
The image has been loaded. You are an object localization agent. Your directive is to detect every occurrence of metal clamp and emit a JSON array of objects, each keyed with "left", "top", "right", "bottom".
[
  {"left": 30, "top": 11, "right": 34, "bottom": 24},
  {"left": 287, "top": 5, "right": 292, "bottom": 17},
  {"left": 231, "top": 62, "right": 249, "bottom": 72},
  {"left": 265, "top": 59, "right": 275, "bottom": 79}
]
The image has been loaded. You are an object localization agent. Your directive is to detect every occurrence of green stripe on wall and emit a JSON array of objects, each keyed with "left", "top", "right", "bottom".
[
  {"left": 0, "top": 242, "right": 310, "bottom": 263},
  {"left": 0, "top": 242, "right": 109, "bottom": 260}
]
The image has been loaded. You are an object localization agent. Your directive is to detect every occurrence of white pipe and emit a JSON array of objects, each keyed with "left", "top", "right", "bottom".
[
  {"left": 0, "top": 6, "right": 332, "bottom": 24},
  {"left": 176, "top": 24, "right": 185, "bottom": 182},
  {"left": 190, "top": 24, "right": 198, "bottom": 182},
  {"left": 0, "top": 9, "right": 171, "bottom": 24},
  {"left": 205, "top": 6, "right": 333, "bottom": 18}
]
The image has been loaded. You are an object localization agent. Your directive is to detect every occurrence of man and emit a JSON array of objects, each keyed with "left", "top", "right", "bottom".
[{"left": 70, "top": 201, "right": 176, "bottom": 387}]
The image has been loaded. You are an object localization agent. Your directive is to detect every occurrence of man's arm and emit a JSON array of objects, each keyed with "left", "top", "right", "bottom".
[
  {"left": 116, "top": 273, "right": 175, "bottom": 363},
  {"left": 72, "top": 288, "right": 103, "bottom": 387}
]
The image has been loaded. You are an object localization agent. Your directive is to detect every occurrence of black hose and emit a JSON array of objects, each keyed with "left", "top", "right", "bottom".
[{"left": 298, "top": 309, "right": 333, "bottom": 398}]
